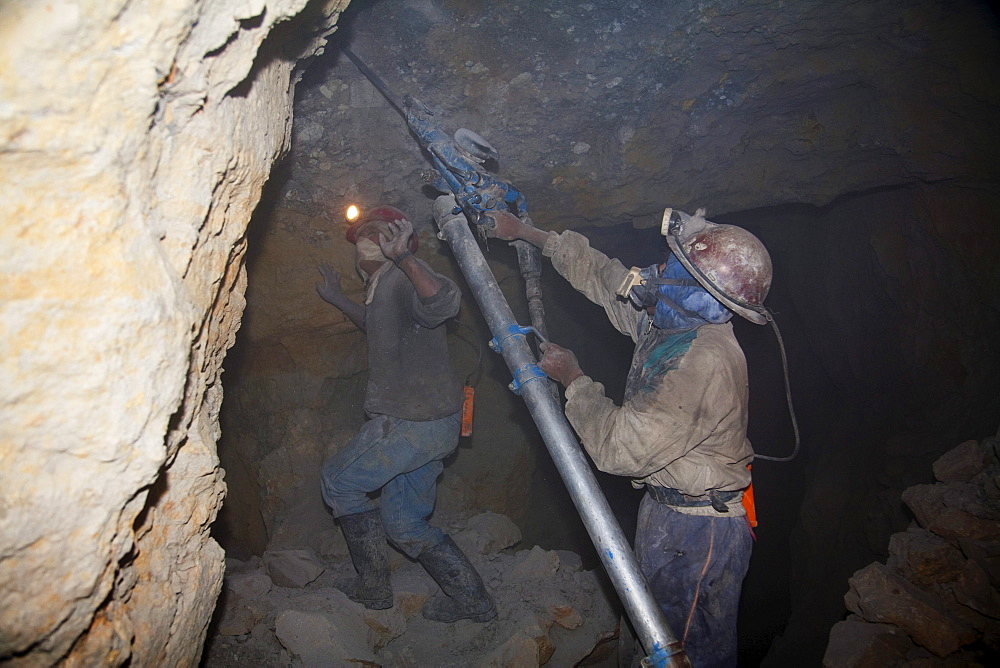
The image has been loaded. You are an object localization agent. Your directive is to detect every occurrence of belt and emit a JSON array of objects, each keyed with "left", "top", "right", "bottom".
[{"left": 647, "top": 486, "right": 742, "bottom": 513}]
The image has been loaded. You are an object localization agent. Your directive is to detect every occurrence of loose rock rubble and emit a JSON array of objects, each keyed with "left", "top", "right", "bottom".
[
  {"left": 203, "top": 511, "right": 619, "bottom": 666},
  {"left": 824, "top": 431, "right": 1000, "bottom": 666}
]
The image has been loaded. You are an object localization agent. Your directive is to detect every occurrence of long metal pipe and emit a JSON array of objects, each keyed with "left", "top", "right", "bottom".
[{"left": 437, "top": 214, "right": 690, "bottom": 668}]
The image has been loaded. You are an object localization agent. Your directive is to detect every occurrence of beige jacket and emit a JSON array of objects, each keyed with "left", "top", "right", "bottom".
[{"left": 542, "top": 230, "right": 753, "bottom": 515}]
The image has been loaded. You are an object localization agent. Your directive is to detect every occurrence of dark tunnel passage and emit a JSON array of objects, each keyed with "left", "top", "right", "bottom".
[
  {"left": 473, "top": 183, "right": 1000, "bottom": 665},
  {"left": 206, "top": 1, "right": 1000, "bottom": 665}
]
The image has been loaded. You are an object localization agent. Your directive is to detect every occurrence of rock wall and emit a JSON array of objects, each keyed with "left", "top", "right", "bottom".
[
  {"left": 823, "top": 434, "right": 1000, "bottom": 665},
  {"left": 0, "top": 1, "right": 348, "bottom": 664}
]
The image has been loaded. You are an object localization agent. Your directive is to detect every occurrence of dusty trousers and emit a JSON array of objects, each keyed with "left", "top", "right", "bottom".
[
  {"left": 634, "top": 494, "right": 752, "bottom": 667},
  {"left": 321, "top": 412, "right": 460, "bottom": 558}
]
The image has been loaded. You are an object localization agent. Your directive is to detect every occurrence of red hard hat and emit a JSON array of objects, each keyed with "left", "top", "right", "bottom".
[
  {"left": 345, "top": 205, "right": 418, "bottom": 253},
  {"left": 664, "top": 208, "right": 772, "bottom": 325}
]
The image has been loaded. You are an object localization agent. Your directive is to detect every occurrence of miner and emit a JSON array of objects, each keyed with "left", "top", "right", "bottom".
[
  {"left": 483, "top": 201, "right": 772, "bottom": 666},
  {"left": 315, "top": 204, "right": 496, "bottom": 623}
]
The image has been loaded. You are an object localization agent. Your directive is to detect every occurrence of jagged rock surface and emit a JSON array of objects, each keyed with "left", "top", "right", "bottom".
[
  {"left": 284, "top": 0, "right": 1000, "bottom": 229},
  {"left": 0, "top": 1, "right": 348, "bottom": 664},
  {"left": 824, "top": 433, "right": 1000, "bottom": 666}
]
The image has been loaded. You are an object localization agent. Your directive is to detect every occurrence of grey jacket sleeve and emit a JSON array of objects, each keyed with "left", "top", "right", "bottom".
[
  {"left": 408, "top": 260, "right": 461, "bottom": 328},
  {"left": 543, "top": 230, "right": 642, "bottom": 341}
]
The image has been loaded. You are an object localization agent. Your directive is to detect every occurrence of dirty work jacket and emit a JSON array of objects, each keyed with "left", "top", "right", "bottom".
[
  {"left": 363, "top": 260, "right": 463, "bottom": 421},
  {"left": 541, "top": 230, "right": 753, "bottom": 514}
]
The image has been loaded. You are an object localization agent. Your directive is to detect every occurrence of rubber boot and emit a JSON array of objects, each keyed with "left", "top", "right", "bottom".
[
  {"left": 338, "top": 509, "right": 393, "bottom": 610},
  {"left": 417, "top": 535, "right": 497, "bottom": 623}
]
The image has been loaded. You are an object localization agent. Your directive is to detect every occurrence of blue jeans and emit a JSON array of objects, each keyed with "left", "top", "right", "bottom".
[
  {"left": 321, "top": 412, "right": 460, "bottom": 558},
  {"left": 634, "top": 494, "right": 753, "bottom": 667}
]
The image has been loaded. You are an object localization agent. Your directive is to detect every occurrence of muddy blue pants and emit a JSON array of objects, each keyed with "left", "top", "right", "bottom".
[
  {"left": 633, "top": 494, "right": 753, "bottom": 667},
  {"left": 321, "top": 412, "right": 460, "bottom": 558}
]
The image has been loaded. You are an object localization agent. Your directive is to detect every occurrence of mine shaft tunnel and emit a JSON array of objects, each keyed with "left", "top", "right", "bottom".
[
  {"left": 212, "top": 0, "right": 1000, "bottom": 664},
  {"left": 2, "top": 0, "right": 999, "bottom": 666}
]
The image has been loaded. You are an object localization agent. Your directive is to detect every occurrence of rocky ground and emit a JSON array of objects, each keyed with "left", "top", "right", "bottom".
[
  {"left": 202, "top": 510, "right": 620, "bottom": 666},
  {"left": 203, "top": 429, "right": 1000, "bottom": 667}
]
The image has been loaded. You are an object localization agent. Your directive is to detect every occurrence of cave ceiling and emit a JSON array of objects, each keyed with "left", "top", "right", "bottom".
[{"left": 280, "top": 0, "right": 1000, "bottom": 234}]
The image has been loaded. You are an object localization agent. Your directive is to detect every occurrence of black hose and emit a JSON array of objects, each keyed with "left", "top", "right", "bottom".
[{"left": 753, "top": 313, "right": 801, "bottom": 462}]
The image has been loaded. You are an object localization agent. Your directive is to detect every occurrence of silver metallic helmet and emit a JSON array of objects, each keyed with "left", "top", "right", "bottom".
[{"left": 663, "top": 207, "right": 772, "bottom": 325}]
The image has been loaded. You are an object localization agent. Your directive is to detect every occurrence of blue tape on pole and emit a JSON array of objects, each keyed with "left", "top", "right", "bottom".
[
  {"left": 489, "top": 323, "right": 536, "bottom": 354},
  {"left": 509, "top": 364, "right": 547, "bottom": 395},
  {"left": 641, "top": 643, "right": 670, "bottom": 668}
]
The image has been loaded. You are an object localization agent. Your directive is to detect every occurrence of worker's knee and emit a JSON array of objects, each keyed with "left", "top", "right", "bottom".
[
  {"left": 320, "top": 453, "right": 382, "bottom": 516},
  {"left": 320, "top": 473, "right": 373, "bottom": 517}
]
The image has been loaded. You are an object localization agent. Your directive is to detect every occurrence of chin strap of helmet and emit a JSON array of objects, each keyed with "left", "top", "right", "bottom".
[
  {"left": 652, "top": 290, "right": 703, "bottom": 323},
  {"left": 642, "top": 275, "right": 705, "bottom": 321}
]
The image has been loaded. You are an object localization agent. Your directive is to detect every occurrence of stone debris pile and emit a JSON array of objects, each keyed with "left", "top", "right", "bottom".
[
  {"left": 203, "top": 511, "right": 618, "bottom": 666},
  {"left": 824, "top": 432, "right": 1000, "bottom": 666}
]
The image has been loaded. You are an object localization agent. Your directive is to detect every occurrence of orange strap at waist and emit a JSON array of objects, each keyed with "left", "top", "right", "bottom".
[{"left": 743, "top": 464, "right": 757, "bottom": 527}]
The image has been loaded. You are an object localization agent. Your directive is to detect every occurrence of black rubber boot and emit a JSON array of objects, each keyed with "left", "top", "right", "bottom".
[
  {"left": 417, "top": 535, "right": 497, "bottom": 623},
  {"left": 338, "top": 509, "right": 393, "bottom": 610}
]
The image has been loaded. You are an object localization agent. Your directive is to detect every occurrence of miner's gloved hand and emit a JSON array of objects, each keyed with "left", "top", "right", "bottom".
[
  {"left": 538, "top": 341, "right": 584, "bottom": 387},
  {"left": 377, "top": 218, "right": 414, "bottom": 262},
  {"left": 483, "top": 209, "right": 526, "bottom": 241},
  {"left": 315, "top": 262, "right": 345, "bottom": 302},
  {"left": 433, "top": 194, "right": 464, "bottom": 224}
]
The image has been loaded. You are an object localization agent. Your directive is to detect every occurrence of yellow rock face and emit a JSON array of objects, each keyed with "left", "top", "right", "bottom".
[{"left": 0, "top": 0, "right": 349, "bottom": 664}]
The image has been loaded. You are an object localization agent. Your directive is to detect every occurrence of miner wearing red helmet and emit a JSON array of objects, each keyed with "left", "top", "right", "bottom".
[
  {"left": 316, "top": 203, "right": 496, "bottom": 624},
  {"left": 484, "top": 201, "right": 772, "bottom": 667},
  {"left": 345, "top": 205, "right": 419, "bottom": 252}
]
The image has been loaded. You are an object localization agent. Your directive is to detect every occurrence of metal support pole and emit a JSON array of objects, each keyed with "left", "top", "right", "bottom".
[{"left": 437, "top": 214, "right": 691, "bottom": 668}]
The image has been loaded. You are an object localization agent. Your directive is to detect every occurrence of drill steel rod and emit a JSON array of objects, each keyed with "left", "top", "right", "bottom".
[
  {"left": 342, "top": 48, "right": 405, "bottom": 115},
  {"left": 437, "top": 214, "right": 689, "bottom": 667}
]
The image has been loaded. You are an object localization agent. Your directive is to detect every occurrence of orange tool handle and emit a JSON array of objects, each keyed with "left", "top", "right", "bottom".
[{"left": 460, "top": 386, "right": 475, "bottom": 437}]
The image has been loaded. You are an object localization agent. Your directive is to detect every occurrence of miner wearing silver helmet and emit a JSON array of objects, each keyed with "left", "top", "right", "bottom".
[{"left": 484, "top": 201, "right": 773, "bottom": 667}]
